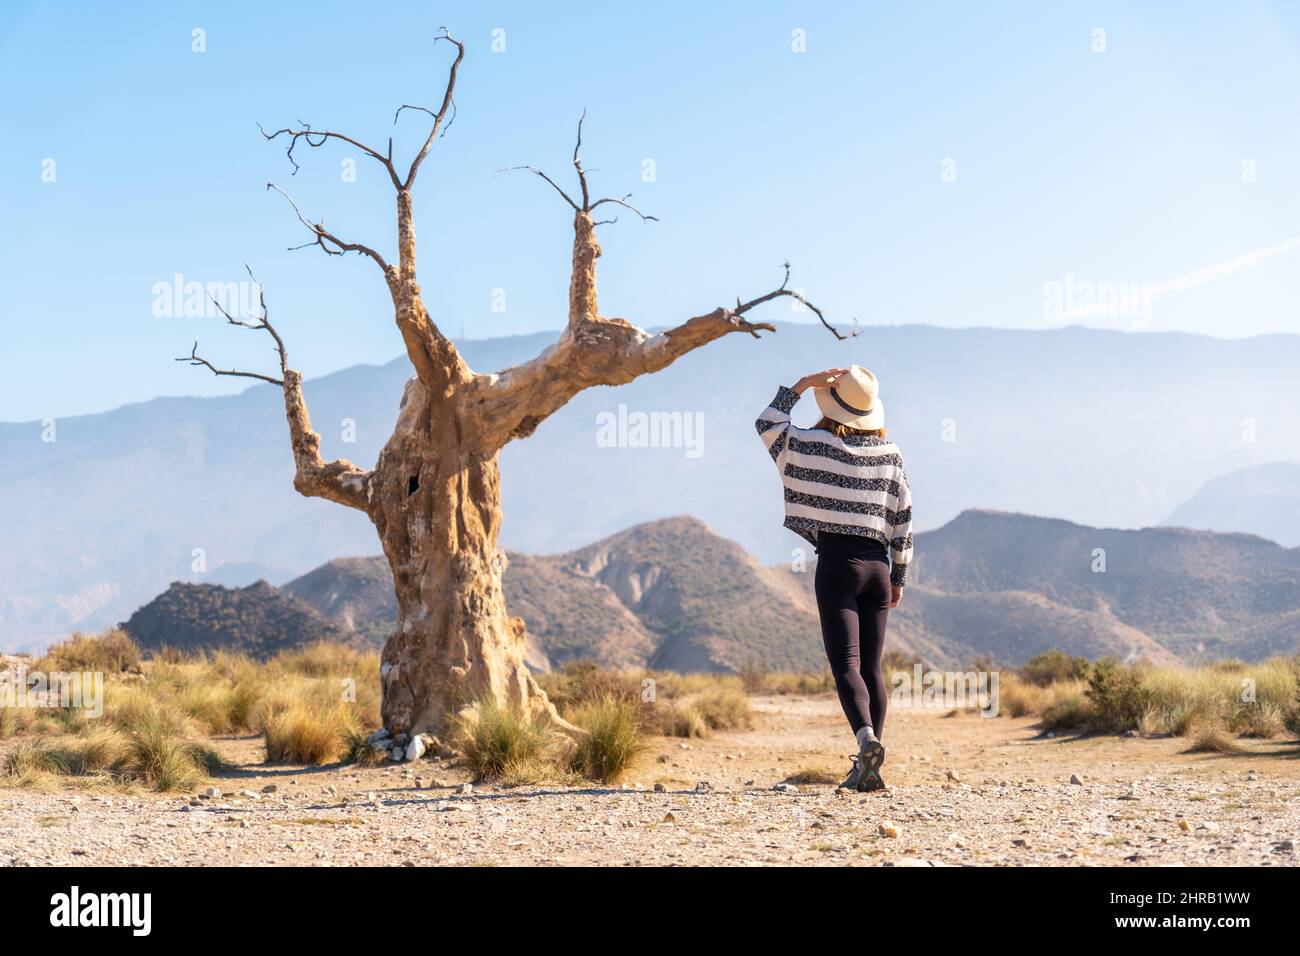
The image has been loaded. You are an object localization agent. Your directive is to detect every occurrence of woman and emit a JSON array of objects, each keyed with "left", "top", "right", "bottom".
[{"left": 755, "top": 366, "right": 913, "bottom": 792}]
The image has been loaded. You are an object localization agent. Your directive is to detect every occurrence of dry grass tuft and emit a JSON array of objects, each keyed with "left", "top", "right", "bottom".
[
  {"left": 453, "top": 698, "right": 557, "bottom": 781},
  {"left": 568, "top": 694, "right": 645, "bottom": 783}
]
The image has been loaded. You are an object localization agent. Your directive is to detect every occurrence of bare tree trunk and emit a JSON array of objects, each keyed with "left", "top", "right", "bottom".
[
  {"left": 369, "top": 380, "right": 554, "bottom": 736},
  {"left": 180, "top": 32, "right": 843, "bottom": 744}
]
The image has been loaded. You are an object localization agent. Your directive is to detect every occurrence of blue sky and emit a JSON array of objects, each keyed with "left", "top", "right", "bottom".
[{"left": 2, "top": 0, "right": 1299, "bottom": 420}]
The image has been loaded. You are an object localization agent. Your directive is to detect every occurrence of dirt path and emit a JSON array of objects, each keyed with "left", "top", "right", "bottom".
[{"left": 4, "top": 695, "right": 1298, "bottom": 866}]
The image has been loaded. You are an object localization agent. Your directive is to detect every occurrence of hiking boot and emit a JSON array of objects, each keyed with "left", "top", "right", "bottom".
[
  {"left": 855, "top": 730, "right": 886, "bottom": 793},
  {"left": 859, "top": 765, "right": 887, "bottom": 792},
  {"left": 837, "top": 757, "right": 862, "bottom": 790}
]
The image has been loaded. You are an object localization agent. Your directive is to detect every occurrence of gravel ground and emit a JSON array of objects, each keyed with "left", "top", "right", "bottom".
[{"left": 3, "top": 696, "right": 1298, "bottom": 867}]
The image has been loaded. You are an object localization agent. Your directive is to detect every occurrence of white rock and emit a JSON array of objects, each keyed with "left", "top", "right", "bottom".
[{"left": 405, "top": 736, "right": 427, "bottom": 762}]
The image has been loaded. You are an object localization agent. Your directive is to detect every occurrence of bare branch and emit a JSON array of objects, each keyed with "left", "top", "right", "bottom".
[
  {"left": 733, "top": 262, "right": 848, "bottom": 340},
  {"left": 496, "top": 164, "right": 580, "bottom": 210},
  {"left": 176, "top": 264, "right": 287, "bottom": 383},
  {"left": 259, "top": 122, "right": 403, "bottom": 190},
  {"left": 266, "top": 183, "right": 393, "bottom": 278},
  {"left": 572, "top": 110, "right": 591, "bottom": 211},
  {"left": 403, "top": 27, "right": 465, "bottom": 190},
  {"left": 504, "top": 114, "right": 657, "bottom": 225},
  {"left": 175, "top": 267, "right": 371, "bottom": 512},
  {"left": 177, "top": 340, "right": 283, "bottom": 386},
  {"left": 588, "top": 194, "right": 658, "bottom": 222}
]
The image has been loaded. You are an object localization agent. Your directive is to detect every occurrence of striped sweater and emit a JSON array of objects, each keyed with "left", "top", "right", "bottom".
[{"left": 756, "top": 385, "right": 914, "bottom": 586}]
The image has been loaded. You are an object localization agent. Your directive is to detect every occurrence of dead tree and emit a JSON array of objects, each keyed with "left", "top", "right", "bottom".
[{"left": 179, "top": 30, "right": 844, "bottom": 736}]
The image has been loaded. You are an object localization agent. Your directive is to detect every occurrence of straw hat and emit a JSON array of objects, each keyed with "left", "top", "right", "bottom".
[{"left": 813, "top": 365, "right": 884, "bottom": 430}]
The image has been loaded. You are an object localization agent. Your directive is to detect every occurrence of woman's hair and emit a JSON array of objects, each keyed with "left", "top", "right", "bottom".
[{"left": 814, "top": 416, "right": 887, "bottom": 440}]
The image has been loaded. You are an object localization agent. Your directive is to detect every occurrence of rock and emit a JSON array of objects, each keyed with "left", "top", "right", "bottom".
[
  {"left": 773, "top": 783, "right": 799, "bottom": 793},
  {"left": 414, "top": 777, "right": 426, "bottom": 789},
  {"left": 1202, "top": 821, "right": 1220, "bottom": 833},
  {"left": 694, "top": 781, "right": 712, "bottom": 793},
  {"left": 1177, "top": 819, "right": 1191, "bottom": 833},
  {"left": 1272, "top": 840, "right": 1294, "bottom": 854},
  {"left": 1012, "top": 838, "right": 1029, "bottom": 848},
  {"left": 261, "top": 784, "right": 278, "bottom": 794},
  {"left": 653, "top": 783, "right": 666, "bottom": 793},
  {"left": 945, "top": 769, "right": 961, "bottom": 783},
  {"left": 661, "top": 812, "right": 676, "bottom": 824},
  {"left": 405, "top": 736, "right": 427, "bottom": 762},
  {"left": 889, "top": 857, "right": 932, "bottom": 867},
  {"left": 238, "top": 790, "right": 260, "bottom": 800},
  {"left": 390, "top": 746, "right": 404, "bottom": 761},
  {"left": 367, "top": 729, "right": 390, "bottom": 744},
  {"left": 200, "top": 787, "right": 220, "bottom": 799},
  {"left": 456, "top": 783, "right": 473, "bottom": 795},
  {"left": 878, "top": 822, "right": 899, "bottom": 838},
  {"left": 1069, "top": 773, "right": 1084, "bottom": 786}
]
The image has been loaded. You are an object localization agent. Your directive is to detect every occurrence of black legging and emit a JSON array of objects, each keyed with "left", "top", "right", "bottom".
[{"left": 814, "top": 533, "right": 891, "bottom": 738}]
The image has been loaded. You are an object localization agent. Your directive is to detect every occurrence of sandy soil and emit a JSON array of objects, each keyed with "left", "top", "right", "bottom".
[{"left": 3, "top": 694, "right": 1299, "bottom": 866}]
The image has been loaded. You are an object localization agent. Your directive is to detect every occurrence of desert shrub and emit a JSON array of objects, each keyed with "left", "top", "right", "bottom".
[
  {"left": 1020, "top": 650, "right": 1090, "bottom": 687},
  {"left": 1230, "top": 701, "right": 1286, "bottom": 739},
  {"left": 1040, "top": 688, "right": 1092, "bottom": 731},
  {"left": 998, "top": 674, "right": 1047, "bottom": 718},
  {"left": 692, "top": 686, "right": 752, "bottom": 731},
  {"left": 568, "top": 694, "right": 645, "bottom": 782},
  {"left": 262, "top": 704, "right": 354, "bottom": 765},
  {"left": 273, "top": 642, "right": 377, "bottom": 680},
  {"left": 39, "top": 629, "right": 141, "bottom": 674},
  {"left": 124, "top": 715, "right": 210, "bottom": 791},
  {"left": 643, "top": 700, "right": 708, "bottom": 738},
  {"left": 454, "top": 698, "right": 556, "bottom": 781},
  {"left": 738, "top": 667, "right": 835, "bottom": 696},
  {"left": 1085, "top": 659, "right": 1153, "bottom": 734},
  {"left": 1183, "top": 721, "right": 1245, "bottom": 754},
  {"left": 536, "top": 660, "right": 643, "bottom": 710}
]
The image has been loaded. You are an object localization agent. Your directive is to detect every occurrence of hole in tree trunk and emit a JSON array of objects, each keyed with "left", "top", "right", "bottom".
[{"left": 407, "top": 474, "right": 420, "bottom": 496}]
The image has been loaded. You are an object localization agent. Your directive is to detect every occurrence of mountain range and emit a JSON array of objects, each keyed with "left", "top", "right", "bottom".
[
  {"left": 5, "top": 322, "right": 1300, "bottom": 649},
  {"left": 118, "top": 510, "right": 1300, "bottom": 670}
]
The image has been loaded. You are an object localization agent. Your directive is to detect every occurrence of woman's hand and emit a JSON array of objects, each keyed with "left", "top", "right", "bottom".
[
  {"left": 889, "top": 585, "right": 903, "bottom": 608},
  {"left": 793, "top": 368, "right": 849, "bottom": 394}
]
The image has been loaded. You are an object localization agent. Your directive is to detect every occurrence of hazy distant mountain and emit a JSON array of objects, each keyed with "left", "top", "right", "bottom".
[
  {"left": 6, "top": 323, "right": 1300, "bottom": 649},
  {"left": 283, "top": 516, "right": 826, "bottom": 673},
  {"left": 906, "top": 510, "right": 1300, "bottom": 662},
  {"left": 1163, "top": 461, "right": 1300, "bottom": 547},
  {"left": 273, "top": 511, "right": 1300, "bottom": 670},
  {"left": 120, "top": 580, "right": 363, "bottom": 659}
]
